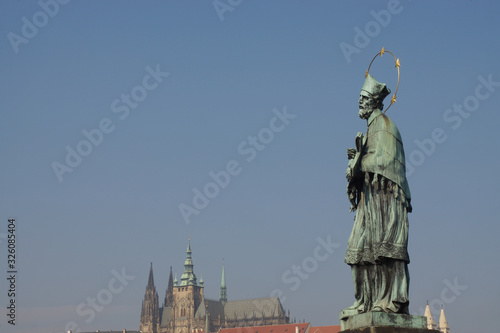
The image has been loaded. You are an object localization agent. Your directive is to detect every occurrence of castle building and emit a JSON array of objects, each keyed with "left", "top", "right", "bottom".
[{"left": 140, "top": 239, "right": 290, "bottom": 333}]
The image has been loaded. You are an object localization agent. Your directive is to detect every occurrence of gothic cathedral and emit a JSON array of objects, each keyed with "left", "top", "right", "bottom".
[{"left": 140, "top": 239, "right": 290, "bottom": 333}]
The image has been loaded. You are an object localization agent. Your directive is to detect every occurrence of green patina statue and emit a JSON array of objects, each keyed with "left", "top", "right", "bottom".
[{"left": 342, "top": 74, "right": 412, "bottom": 318}]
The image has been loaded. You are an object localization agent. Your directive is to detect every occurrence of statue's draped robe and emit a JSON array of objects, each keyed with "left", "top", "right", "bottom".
[{"left": 345, "top": 109, "right": 411, "bottom": 314}]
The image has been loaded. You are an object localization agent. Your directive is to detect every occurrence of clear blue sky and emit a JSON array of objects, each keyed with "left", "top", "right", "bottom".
[{"left": 1, "top": 1, "right": 499, "bottom": 332}]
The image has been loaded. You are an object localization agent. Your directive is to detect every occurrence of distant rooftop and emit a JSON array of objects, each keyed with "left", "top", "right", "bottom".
[
  {"left": 79, "top": 330, "right": 140, "bottom": 333},
  {"left": 309, "top": 325, "right": 341, "bottom": 333}
]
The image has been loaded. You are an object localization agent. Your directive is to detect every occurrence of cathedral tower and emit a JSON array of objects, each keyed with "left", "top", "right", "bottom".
[
  {"left": 140, "top": 263, "right": 160, "bottom": 333},
  {"left": 172, "top": 237, "right": 204, "bottom": 333}
]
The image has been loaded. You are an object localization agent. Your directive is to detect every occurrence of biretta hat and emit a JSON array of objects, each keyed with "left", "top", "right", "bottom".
[{"left": 360, "top": 74, "right": 391, "bottom": 101}]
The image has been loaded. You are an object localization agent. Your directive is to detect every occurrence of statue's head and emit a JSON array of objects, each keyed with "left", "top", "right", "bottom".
[{"left": 358, "top": 74, "right": 391, "bottom": 119}]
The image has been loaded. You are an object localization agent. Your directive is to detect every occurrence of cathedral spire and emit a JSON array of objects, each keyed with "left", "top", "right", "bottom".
[
  {"left": 220, "top": 260, "right": 227, "bottom": 306},
  {"left": 147, "top": 262, "right": 155, "bottom": 290},
  {"left": 187, "top": 234, "right": 192, "bottom": 253},
  {"left": 438, "top": 305, "right": 450, "bottom": 333},
  {"left": 164, "top": 266, "right": 174, "bottom": 307},
  {"left": 180, "top": 236, "right": 198, "bottom": 286}
]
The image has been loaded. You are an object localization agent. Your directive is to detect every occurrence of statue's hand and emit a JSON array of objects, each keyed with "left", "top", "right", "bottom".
[
  {"left": 407, "top": 199, "right": 413, "bottom": 213},
  {"left": 347, "top": 148, "right": 356, "bottom": 160}
]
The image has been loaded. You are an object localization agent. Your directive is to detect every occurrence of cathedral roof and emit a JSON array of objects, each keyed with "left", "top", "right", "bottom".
[
  {"left": 192, "top": 297, "right": 286, "bottom": 321},
  {"left": 195, "top": 298, "right": 226, "bottom": 319},
  {"left": 224, "top": 297, "right": 286, "bottom": 320},
  {"left": 220, "top": 322, "right": 309, "bottom": 333}
]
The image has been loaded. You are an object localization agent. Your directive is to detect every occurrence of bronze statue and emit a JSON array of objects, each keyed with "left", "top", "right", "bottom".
[{"left": 342, "top": 65, "right": 412, "bottom": 318}]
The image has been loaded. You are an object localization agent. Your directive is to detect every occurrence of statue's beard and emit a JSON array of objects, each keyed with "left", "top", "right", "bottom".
[{"left": 358, "top": 107, "right": 372, "bottom": 119}]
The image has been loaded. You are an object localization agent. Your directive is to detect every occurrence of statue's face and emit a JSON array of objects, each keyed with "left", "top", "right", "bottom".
[{"left": 358, "top": 94, "right": 374, "bottom": 119}]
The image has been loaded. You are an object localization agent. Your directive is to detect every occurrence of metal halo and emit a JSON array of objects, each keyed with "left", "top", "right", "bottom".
[{"left": 364, "top": 47, "right": 400, "bottom": 113}]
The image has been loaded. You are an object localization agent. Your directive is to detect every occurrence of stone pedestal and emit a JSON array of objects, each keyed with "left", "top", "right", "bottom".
[
  {"left": 340, "top": 327, "right": 440, "bottom": 333},
  {"left": 339, "top": 312, "right": 440, "bottom": 333}
]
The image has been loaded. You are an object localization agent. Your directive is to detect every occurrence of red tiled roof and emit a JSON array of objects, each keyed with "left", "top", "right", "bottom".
[
  {"left": 220, "top": 322, "right": 310, "bottom": 333},
  {"left": 308, "top": 325, "right": 341, "bottom": 333}
]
